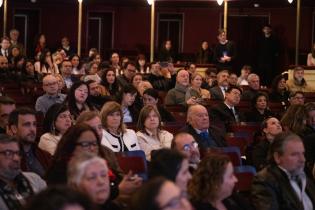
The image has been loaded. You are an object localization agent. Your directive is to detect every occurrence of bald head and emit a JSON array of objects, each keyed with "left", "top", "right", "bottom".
[
  {"left": 0, "top": 56, "right": 8, "bottom": 69},
  {"left": 42, "top": 75, "right": 59, "bottom": 95},
  {"left": 176, "top": 69, "right": 190, "bottom": 86},
  {"left": 187, "top": 104, "right": 209, "bottom": 131}
]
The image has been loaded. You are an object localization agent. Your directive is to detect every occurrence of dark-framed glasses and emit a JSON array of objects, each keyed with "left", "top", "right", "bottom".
[
  {"left": 0, "top": 150, "right": 22, "bottom": 159},
  {"left": 183, "top": 141, "right": 198, "bottom": 152}
]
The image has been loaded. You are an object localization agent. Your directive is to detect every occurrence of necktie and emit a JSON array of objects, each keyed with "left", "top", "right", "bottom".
[
  {"left": 199, "top": 131, "right": 217, "bottom": 147},
  {"left": 292, "top": 175, "right": 303, "bottom": 191}
]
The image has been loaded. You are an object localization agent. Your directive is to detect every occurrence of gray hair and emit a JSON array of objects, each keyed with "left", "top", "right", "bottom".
[
  {"left": 67, "top": 152, "right": 108, "bottom": 187},
  {"left": 247, "top": 73, "right": 259, "bottom": 82}
]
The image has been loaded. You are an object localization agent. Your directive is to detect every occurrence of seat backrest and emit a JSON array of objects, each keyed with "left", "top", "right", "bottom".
[
  {"left": 234, "top": 165, "right": 256, "bottom": 192},
  {"left": 205, "top": 146, "right": 242, "bottom": 166}
]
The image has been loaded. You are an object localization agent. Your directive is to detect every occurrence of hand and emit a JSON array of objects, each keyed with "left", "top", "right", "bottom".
[
  {"left": 187, "top": 97, "right": 197, "bottom": 105},
  {"left": 118, "top": 171, "right": 143, "bottom": 195}
]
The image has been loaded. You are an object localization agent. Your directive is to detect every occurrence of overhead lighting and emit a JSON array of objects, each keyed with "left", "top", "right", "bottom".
[
  {"left": 78, "top": 0, "right": 83, "bottom": 2},
  {"left": 0, "top": 0, "right": 3, "bottom": 7},
  {"left": 288, "top": 0, "right": 293, "bottom": 3},
  {"left": 147, "top": 0, "right": 153, "bottom": 5},
  {"left": 217, "top": 0, "right": 224, "bottom": 6}
]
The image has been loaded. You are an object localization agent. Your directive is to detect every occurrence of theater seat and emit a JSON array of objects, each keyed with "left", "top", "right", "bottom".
[
  {"left": 225, "top": 133, "right": 249, "bottom": 155},
  {"left": 206, "top": 146, "right": 242, "bottom": 166},
  {"left": 234, "top": 165, "right": 256, "bottom": 192}
]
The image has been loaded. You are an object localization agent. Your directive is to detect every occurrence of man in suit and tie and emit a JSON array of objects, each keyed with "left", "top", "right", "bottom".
[
  {"left": 209, "top": 86, "right": 245, "bottom": 132},
  {"left": 179, "top": 104, "right": 226, "bottom": 155},
  {"left": 0, "top": 37, "right": 11, "bottom": 59},
  {"left": 251, "top": 132, "right": 315, "bottom": 210},
  {"left": 209, "top": 69, "right": 229, "bottom": 101}
]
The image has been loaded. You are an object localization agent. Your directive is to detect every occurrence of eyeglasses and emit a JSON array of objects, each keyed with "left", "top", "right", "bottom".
[
  {"left": 160, "top": 191, "right": 186, "bottom": 210},
  {"left": 0, "top": 150, "right": 22, "bottom": 159},
  {"left": 76, "top": 141, "right": 98, "bottom": 149},
  {"left": 183, "top": 141, "right": 198, "bottom": 152}
]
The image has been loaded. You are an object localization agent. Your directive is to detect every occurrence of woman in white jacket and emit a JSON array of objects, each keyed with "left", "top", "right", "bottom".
[{"left": 100, "top": 101, "right": 140, "bottom": 152}]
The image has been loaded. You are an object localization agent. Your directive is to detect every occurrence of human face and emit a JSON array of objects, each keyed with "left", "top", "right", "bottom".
[
  {"left": 175, "top": 134, "right": 200, "bottom": 165},
  {"left": 189, "top": 105, "right": 209, "bottom": 131},
  {"left": 274, "top": 139, "right": 305, "bottom": 175},
  {"left": 294, "top": 70, "right": 304, "bottom": 82},
  {"left": 144, "top": 110, "right": 160, "bottom": 131},
  {"left": 176, "top": 70, "right": 189, "bottom": 87},
  {"left": 88, "top": 82, "right": 100, "bottom": 97},
  {"left": 43, "top": 75, "right": 59, "bottom": 95},
  {"left": 165, "top": 41, "right": 172, "bottom": 50},
  {"left": 191, "top": 75, "right": 203, "bottom": 89},
  {"left": 10, "top": 30, "right": 19, "bottom": 41},
  {"left": 138, "top": 59, "right": 146, "bottom": 67},
  {"left": 151, "top": 63, "right": 161, "bottom": 75},
  {"left": 217, "top": 72, "right": 229, "bottom": 87},
  {"left": 79, "top": 161, "right": 110, "bottom": 204},
  {"left": 290, "top": 93, "right": 305, "bottom": 105},
  {"left": 0, "top": 56, "right": 9, "bottom": 69},
  {"left": 71, "top": 56, "right": 80, "bottom": 68},
  {"left": 277, "top": 78, "right": 286, "bottom": 91},
  {"left": 61, "top": 37, "right": 69, "bottom": 47},
  {"left": 106, "top": 111, "right": 121, "bottom": 131},
  {"left": 85, "top": 117, "right": 103, "bottom": 139},
  {"left": 111, "top": 53, "right": 119, "bottom": 64},
  {"left": 175, "top": 159, "right": 192, "bottom": 193},
  {"left": 307, "top": 110, "right": 315, "bottom": 128},
  {"left": 73, "top": 130, "right": 99, "bottom": 156},
  {"left": 1, "top": 39, "right": 10, "bottom": 50},
  {"left": 106, "top": 70, "right": 115, "bottom": 84},
  {"left": 0, "top": 104, "right": 16, "bottom": 128},
  {"left": 217, "top": 162, "right": 238, "bottom": 200},
  {"left": 25, "top": 62, "right": 35, "bottom": 74},
  {"left": 122, "top": 92, "right": 137, "bottom": 107},
  {"left": 62, "top": 61, "right": 73, "bottom": 76},
  {"left": 201, "top": 41, "right": 208, "bottom": 50},
  {"left": 249, "top": 76, "right": 260, "bottom": 90},
  {"left": 143, "top": 94, "right": 158, "bottom": 106},
  {"left": 225, "top": 88, "right": 241, "bottom": 106},
  {"left": 55, "top": 110, "right": 72, "bottom": 135},
  {"left": 132, "top": 75, "right": 143, "bottom": 88},
  {"left": 263, "top": 26, "right": 272, "bottom": 36},
  {"left": 255, "top": 96, "right": 267, "bottom": 111},
  {"left": 218, "top": 32, "right": 227, "bottom": 43},
  {"left": 11, "top": 48, "right": 20, "bottom": 57},
  {"left": 75, "top": 85, "right": 89, "bottom": 104},
  {"left": 156, "top": 181, "right": 192, "bottom": 210},
  {"left": 228, "top": 74, "right": 238, "bottom": 86},
  {"left": 94, "top": 55, "right": 101, "bottom": 65},
  {"left": 189, "top": 64, "right": 196, "bottom": 74},
  {"left": 125, "top": 64, "right": 136, "bottom": 80},
  {"left": 0, "top": 142, "right": 21, "bottom": 181},
  {"left": 89, "top": 64, "right": 98, "bottom": 75},
  {"left": 263, "top": 117, "right": 282, "bottom": 139},
  {"left": 13, "top": 114, "right": 37, "bottom": 144}
]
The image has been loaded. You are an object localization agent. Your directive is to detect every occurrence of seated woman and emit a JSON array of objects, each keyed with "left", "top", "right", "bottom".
[
  {"left": 251, "top": 117, "right": 282, "bottom": 171},
  {"left": 70, "top": 54, "right": 85, "bottom": 75},
  {"left": 100, "top": 68, "right": 121, "bottom": 97},
  {"left": 130, "top": 177, "right": 192, "bottom": 210},
  {"left": 136, "top": 105, "right": 174, "bottom": 160},
  {"left": 132, "top": 73, "right": 143, "bottom": 90},
  {"left": 143, "top": 88, "right": 175, "bottom": 122},
  {"left": 64, "top": 81, "right": 95, "bottom": 120},
  {"left": 38, "top": 103, "right": 72, "bottom": 155},
  {"left": 307, "top": 42, "right": 315, "bottom": 66},
  {"left": 34, "top": 49, "right": 59, "bottom": 74},
  {"left": 185, "top": 73, "right": 210, "bottom": 105},
  {"left": 269, "top": 74, "right": 290, "bottom": 105},
  {"left": 100, "top": 101, "right": 140, "bottom": 152},
  {"left": 149, "top": 149, "right": 192, "bottom": 194},
  {"left": 245, "top": 92, "right": 274, "bottom": 123},
  {"left": 281, "top": 104, "right": 308, "bottom": 137},
  {"left": 68, "top": 152, "right": 122, "bottom": 210},
  {"left": 188, "top": 154, "right": 253, "bottom": 210},
  {"left": 116, "top": 85, "right": 139, "bottom": 123},
  {"left": 82, "top": 61, "right": 101, "bottom": 83}
]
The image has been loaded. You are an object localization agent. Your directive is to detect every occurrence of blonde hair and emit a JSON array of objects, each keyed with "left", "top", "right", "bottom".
[{"left": 100, "top": 101, "right": 126, "bottom": 133}]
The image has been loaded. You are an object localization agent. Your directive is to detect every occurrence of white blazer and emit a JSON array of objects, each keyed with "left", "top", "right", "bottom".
[{"left": 101, "top": 128, "right": 140, "bottom": 152}]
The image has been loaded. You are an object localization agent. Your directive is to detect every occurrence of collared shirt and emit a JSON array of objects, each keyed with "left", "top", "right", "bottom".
[
  {"left": 224, "top": 102, "right": 239, "bottom": 122},
  {"left": 35, "top": 93, "right": 66, "bottom": 115},
  {"left": 220, "top": 86, "right": 227, "bottom": 98},
  {"left": 1, "top": 49, "right": 8, "bottom": 57},
  {"left": 122, "top": 107, "right": 133, "bottom": 123},
  {"left": 278, "top": 166, "right": 313, "bottom": 210}
]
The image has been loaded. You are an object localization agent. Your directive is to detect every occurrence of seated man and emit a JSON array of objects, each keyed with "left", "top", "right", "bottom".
[
  {"left": 179, "top": 104, "right": 226, "bottom": 155},
  {"left": 7, "top": 107, "right": 52, "bottom": 177},
  {"left": 164, "top": 69, "right": 195, "bottom": 106},
  {"left": 60, "top": 59, "right": 78, "bottom": 89},
  {"left": 0, "top": 134, "right": 46, "bottom": 210},
  {"left": 171, "top": 132, "right": 200, "bottom": 170},
  {"left": 147, "top": 62, "right": 174, "bottom": 91},
  {"left": 251, "top": 132, "right": 315, "bottom": 210},
  {"left": 86, "top": 80, "right": 112, "bottom": 110},
  {"left": 117, "top": 61, "right": 136, "bottom": 88},
  {"left": 287, "top": 66, "right": 314, "bottom": 93},
  {"left": 209, "top": 69, "right": 229, "bottom": 101},
  {"left": 241, "top": 73, "right": 260, "bottom": 101},
  {"left": 209, "top": 86, "right": 245, "bottom": 131},
  {"left": 35, "top": 74, "right": 66, "bottom": 115},
  {"left": 0, "top": 96, "right": 16, "bottom": 134},
  {"left": 289, "top": 91, "right": 305, "bottom": 106}
]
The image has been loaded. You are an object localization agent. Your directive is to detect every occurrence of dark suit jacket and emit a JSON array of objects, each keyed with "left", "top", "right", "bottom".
[
  {"left": 179, "top": 124, "right": 226, "bottom": 153},
  {"left": 209, "top": 102, "right": 245, "bottom": 132},
  {"left": 251, "top": 164, "right": 315, "bottom": 210},
  {"left": 209, "top": 86, "right": 225, "bottom": 101}
]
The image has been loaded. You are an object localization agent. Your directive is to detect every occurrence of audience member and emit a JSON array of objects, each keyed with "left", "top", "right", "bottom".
[
  {"left": 307, "top": 42, "right": 315, "bottom": 66},
  {"left": 9, "top": 29, "right": 25, "bottom": 56},
  {"left": 237, "top": 65, "right": 252, "bottom": 86},
  {"left": 147, "top": 62, "right": 173, "bottom": 91},
  {"left": 202, "top": 67, "right": 218, "bottom": 89},
  {"left": 60, "top": 36, "right": 75, "bottom": 57},
  {"left": 82, "top": 61, "right": 101, "bottom": 83},
  {"left": 116, "top": 85, "right": 139, "bottom": 123},
  {"left": 109, "top": 52, "right": 121, "bottom": 75},
  {"left": 269, "top": 74, "right": 290, "bottom": 105},
  {"left": 136, "top": 105, "right": 173, "bottom": 160},
  {"left": 100, "top": 101, "right": 140, "bottom": 152},
  {"left": 304, "top": 102, "right": 315, "bottom": 135},
  {"left": 228, "top": 72, "right": 238, "bottom": 86},
  {"left": 0, "top": 134, "right": 47, "bottom": 210},
  {"left": 287, "top": 66, "right": 314, "bottom": 92},
  {"left": 195, "top": 41, "right": 213, "bottom": 64},
  {"left": 131, "top": 73, "right": 143, "bottom": 89},
  {"left": 185, "top": 73, "right": 211, "bottom": 105},
  {"left": 288, "top": 91, "right": 305, "bottom": 105},
  {"left": 209, "top": 69, "right": 229, "bottom": 101},
  {"left": 251, "top": 132, "right": 315, "bottom": 210},
  {"left": 241, "top": 73, "right": 260, "bottom": 101},
  {"left": 86, "top": 80, "right": 112, "bottom": 110},
  {"left": 117, "top": 61, "right": 137, "bottom": 88},
  {"left": 60, "top": 59, "right": 78, "bottom": 89},
  {"left": 245, "top": 92, "right": 274, "bottom": 123},
  {"left": 7, "top": 107, "right": 52, "bottom": 177},
  {"left": 34, "top": 49, "right": 59, "bottom": 74},
  {"left": 38, "top": 103, "right": 72, "bottom": 155},
  {"left": 100, "top": 68, "right": 121, "bottom": 96},
  {"left": 70, "top": 54, "right": 84, "bottom": 75},
  {"left": 34, "top": 34, "right": 47, "bottom": 59},
  {"left": 0, "top": 36, "right": 11, "bottom": 59},
  {"left": 158, "top": 40, "right": 177, "bottom": 63},
  {"left": 136, "top": 53, "right": 149, "bottom": 73},
  {"left": 281, "top": 104, "right": 307, "bottom": 137},
  {"left": 0, "top": 96, "right": 16, "bottom": 134}
]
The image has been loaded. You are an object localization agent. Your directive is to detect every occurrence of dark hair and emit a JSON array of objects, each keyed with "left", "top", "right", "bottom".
[
  {"left": 205, "top": 68, "right": 217, "bottom": 76},
  {"left": 122, "top": 60, "right": 136, "bottom": 70},
  {"left": 22, "top": 186, "right": 94, "bottom": 210},
  {"left": 251, "top": 92, "right": 268, "bottom": 108},
  {"left": 281, "top": 104, "right": 307, "bottom": 134},
  {"left": 52, "top": 123, "right": 103, "bottom": 163},
  {"left": 289, "top": 91, "right": 304, "bottom": 98},
  {"left": 0, "top": 134, "right": 19, "bottom": 145},
  {"left": 130, "top": 177, "right": 168, "bottom": 210},
  {"left": 42, "top": 103, "right": 70, "bottom": 135},
  {"left": 8, "top": 107, "right": 36, "bottom": 127},
  {"left": 143, "top": 88, "right": 159, "bottom": 99},
  {"left": 116, "top": 84, "right": 138, "bottom": 104},
  {"left": 39, "top": 48, "right": 52, "bottom": 71},
  {"left": 137, "top": 105, "right": 162, "bottom": 132},
  {"left": 225, "top": 85, "right": 242, "bottom": 94},
  {"left": 0, "top": 96, "right": 15, "bottom": 105},
  {"left": 100, "top": 68, "right": 120, "bottom": 95},
  {"left": 271, "top": 74, "right": 287, "bottom": 93},
  {"left": 149, "top": 148, "right": 186, "bottom": 182}
]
